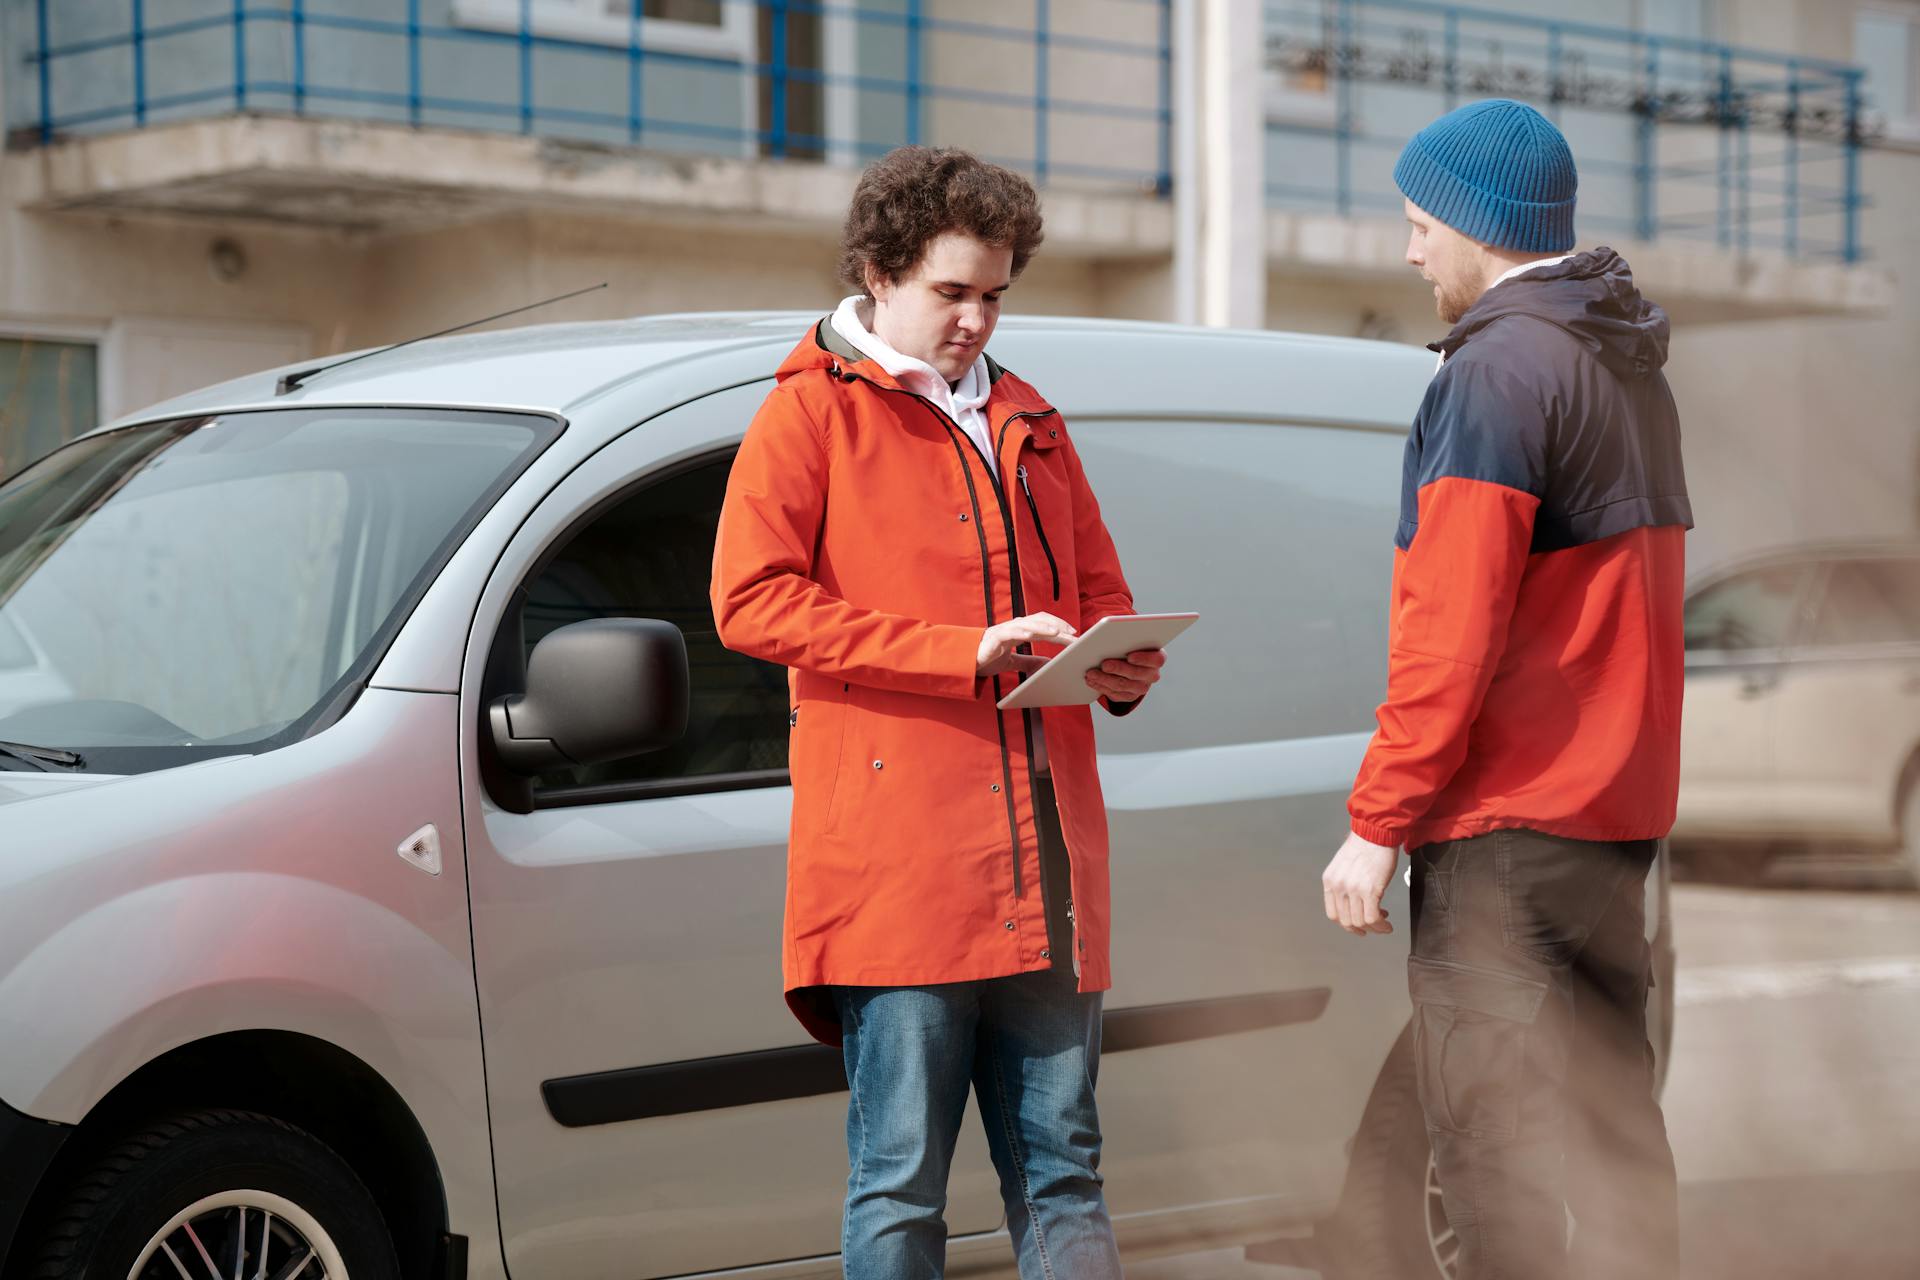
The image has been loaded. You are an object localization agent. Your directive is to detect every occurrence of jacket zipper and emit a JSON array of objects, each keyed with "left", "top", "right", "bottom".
[
  {"left": 1016, "top": 464, "right": 1060, "bottom": 601},
  {"left": 992, "top": 412, "right": 1061, "bottom": 926},
  {"left": 999, "top": 409, "right": 1077, "bottom": 973},
  {"left": 1066, "top": 897, "right": 1080, "bottom": 979},
  {"left": 832, "top": 365, "right": 1029, "bottom": 898}
]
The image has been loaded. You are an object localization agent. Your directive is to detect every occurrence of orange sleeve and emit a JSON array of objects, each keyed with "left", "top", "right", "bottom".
[
  {"left": 710, "top": 383, "right": 984, "bottom": 699},
  {"left": 1347, "top": 476, "right": 1539, "bottom": 846}
]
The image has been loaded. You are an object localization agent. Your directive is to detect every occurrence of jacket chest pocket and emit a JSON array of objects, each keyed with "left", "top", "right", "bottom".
[
  {"left": 1014, "top": 461, "right": 1063, "bottom": 603},
  {"left": 1012, "top": 430, "right": 1070, "bottom": 607}
]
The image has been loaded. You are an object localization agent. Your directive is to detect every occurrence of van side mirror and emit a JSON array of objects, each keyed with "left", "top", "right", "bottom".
[{"left": 488, "top": 618, "right": 690, "bottom": 777}]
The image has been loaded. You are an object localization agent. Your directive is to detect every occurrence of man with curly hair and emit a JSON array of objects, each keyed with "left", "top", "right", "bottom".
[{"left": 712, "top": 145, "right": 1162, "bottom": 1278}]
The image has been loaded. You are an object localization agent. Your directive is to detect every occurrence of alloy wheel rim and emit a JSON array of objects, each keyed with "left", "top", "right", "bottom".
[
  {"left": 128, "top": 1189, "right": 346, "bottom": 1280},
  {"left": 1423, "top": 1152, "right": 1461, "bottom": 1278}
]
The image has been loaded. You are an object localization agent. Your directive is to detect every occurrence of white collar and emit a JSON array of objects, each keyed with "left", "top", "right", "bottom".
[
  {"left": 1488, "top": 252, "right": 1576, "bottom": 293},
  {"left": 830, "top": 295, "right": 990, "bottom": 411}
]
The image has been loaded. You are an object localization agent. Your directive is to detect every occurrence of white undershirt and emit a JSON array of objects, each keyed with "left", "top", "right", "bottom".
[
  {"left": 1490, "top": 251, "right": 1576, "bottom": 291},
  {"left": 830, "top": 296, "right": 1054, "bottom": 775}
]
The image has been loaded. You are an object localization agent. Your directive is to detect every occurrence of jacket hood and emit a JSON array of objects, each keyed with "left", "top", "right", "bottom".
[
  {"left": 776, "top": 317, "right": 1027, "bottom": 400},
  {"left": 775, "top": 317, "right": 863, "bottom": 382},
  {"left": 1434, "top": 247, "right": 1670, "bottom": 378}
]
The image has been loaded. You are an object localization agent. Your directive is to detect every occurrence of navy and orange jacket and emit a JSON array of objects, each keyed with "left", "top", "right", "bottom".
[{"left": 1348, "top": 248, "right": 1693, "bottom": 851}]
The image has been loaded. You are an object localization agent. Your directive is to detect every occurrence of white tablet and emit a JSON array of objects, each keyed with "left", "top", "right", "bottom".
[{"left": 995, "top": 612, "right": 1199, "bottom": 711}]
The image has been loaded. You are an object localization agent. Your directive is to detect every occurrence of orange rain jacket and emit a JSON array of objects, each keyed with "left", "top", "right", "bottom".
[{"left": 712, "top": 319, "right": 1139, "bottom": 1045}]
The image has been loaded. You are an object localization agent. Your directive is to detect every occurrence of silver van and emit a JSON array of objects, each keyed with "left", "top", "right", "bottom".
[{"left": 0, "top": 314, "right": 1674, "bottom": 1280}]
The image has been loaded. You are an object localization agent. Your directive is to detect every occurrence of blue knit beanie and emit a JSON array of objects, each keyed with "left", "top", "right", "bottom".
[{"left": 1393, "top": 99, "right": 1578, "bottom": 253}]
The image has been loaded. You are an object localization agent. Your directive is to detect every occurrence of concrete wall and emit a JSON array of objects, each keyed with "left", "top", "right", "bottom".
[
  {"left": 350, "top": 210, "right": 1107, "bottom": 346},
  {"left": 0, "top": 193, "right": 1124, "bottom": 435}
]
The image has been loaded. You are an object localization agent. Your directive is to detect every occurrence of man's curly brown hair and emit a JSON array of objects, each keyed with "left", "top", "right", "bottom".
[{"left": 838, "top": 146, "right": 1045, "bottom": 295}]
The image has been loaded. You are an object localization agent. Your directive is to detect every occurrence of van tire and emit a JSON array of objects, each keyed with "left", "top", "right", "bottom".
[
  {"left": 30, "top": 1108, "right": 400, "bottom": 1280},
  {"left": 1318, "top": 1023, "right": 1450, "bottom": 1279}
]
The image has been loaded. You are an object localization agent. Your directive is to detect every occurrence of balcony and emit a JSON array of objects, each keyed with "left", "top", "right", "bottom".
[
  {"left": 0, "top": 0, "right": 1174, "bottom": 252},
  {"left": 1263, "top": 0, "right": 1874, "bottom": 263},
  {"left": 0, "top": 1, "right": 1893, "bottom": 316}
]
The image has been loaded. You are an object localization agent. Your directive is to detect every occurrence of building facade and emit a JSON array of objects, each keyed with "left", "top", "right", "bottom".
[{"left": 0, "top": 0, "right": 1912, "bottom": 571}]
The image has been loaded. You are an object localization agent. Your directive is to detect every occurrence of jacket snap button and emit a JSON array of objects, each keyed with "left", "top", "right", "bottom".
[
  {"left": 959, "top": 512, "right": 970, "bottom": 522},
  {"left": 1004, "top": 920, "right": 1015, "bottom": 931},
  {"left": 1040, "top": 949, "right": 1050, "bottom": 959},
  {"left": 990, "top": 783, "right": 1000, "bottom": 793},
  {"left": 1049, "top": 428, "right": 1058, "bottom": 438},
  {"left": 872, "top": 760, "right": 884, "bottom": 770}
]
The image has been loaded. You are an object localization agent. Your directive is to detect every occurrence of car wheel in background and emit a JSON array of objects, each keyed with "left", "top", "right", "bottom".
[
  {"left": 30, "top": 1109, "right": 399, "bottom": 1280},
  {"left": 1901, "top": 765, "right": 1920, "bottom": 888},
  {"left": 1315, "top": 1024, "right": 1453, "bottom": 1279}
]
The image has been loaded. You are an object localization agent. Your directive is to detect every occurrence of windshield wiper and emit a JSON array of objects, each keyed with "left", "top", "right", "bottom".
[{"left": 0, "top": 739, "right": 84, "bottom": 771}]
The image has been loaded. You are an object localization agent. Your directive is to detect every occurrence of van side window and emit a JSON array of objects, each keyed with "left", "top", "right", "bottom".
[
  {"left": 1808, "top": 559, "right": 1920, "bottom": 648},
  {"left": 521, "top": 454, "right": 788, "bottom": 796},
  {"left": 1682, "top": 563, "right": 1813, "bottom": 652}
]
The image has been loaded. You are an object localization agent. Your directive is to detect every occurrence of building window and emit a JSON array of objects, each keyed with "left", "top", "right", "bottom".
[
  {"left": 639, "top": 0, "right": 722, "bottom": 24},
  {"left": 1683, "top": 562, "right": 1816, "bottom": 653},
  {"left": 452, "top": 0, "right": 751, "bottom": 59},
  {"left": 0, "top": 337, "right": 100, "bottom": 482},
  {"left": 1808, "top": 558, "right": 1920, "bottom": 649},
  {"left": 756, "top": 0, "right": 825, "bottom": 159},
  {"left": 1857, "top": 9, "right": 1920, "bottom": 144}
]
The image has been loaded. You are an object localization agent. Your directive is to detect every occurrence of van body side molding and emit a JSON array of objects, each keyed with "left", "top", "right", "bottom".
[{"left": 540, "top": 987, "right": 1332, "bottom": 1128}]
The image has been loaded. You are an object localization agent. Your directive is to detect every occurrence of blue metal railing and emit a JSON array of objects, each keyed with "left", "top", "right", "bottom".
[
  {"left": 1263, "top": 0, "right": 1870, "bottom": 262},
  {"left": 12, "top": 1, "right": 1874, "bottom": 263},
  {"left": 17, "top": 0, "right": 1173, "bottom": 194}
]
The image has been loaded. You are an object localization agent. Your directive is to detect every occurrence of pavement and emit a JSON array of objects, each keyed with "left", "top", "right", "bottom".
[{"left": 1117, "top": 881, "right": 1920, "bottom": 1279}]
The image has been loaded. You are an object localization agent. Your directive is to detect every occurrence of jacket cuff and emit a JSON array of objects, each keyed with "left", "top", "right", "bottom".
[
  {"left": 1349, "top": 817, "right": 1404, "bottom": 849},
  {"left": 931, "top": 624, "right": 988, "bottom": 700}
]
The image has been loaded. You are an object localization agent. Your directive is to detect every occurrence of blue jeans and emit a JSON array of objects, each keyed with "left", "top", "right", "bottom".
[{"left": 833, "top": 968, "right": 1120, "bottom": 1280}]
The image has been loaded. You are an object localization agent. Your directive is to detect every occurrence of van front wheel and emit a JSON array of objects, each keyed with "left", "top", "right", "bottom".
[{"left": 30, "top": 1109, "right": 400, "bottom": 1280}]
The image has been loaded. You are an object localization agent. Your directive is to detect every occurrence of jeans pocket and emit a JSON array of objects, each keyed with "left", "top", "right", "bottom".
[
  {"left": 1409, "top": 956, "right": 1548, "bottom": 1140},
  {"left": 1416, "top": 845, "right": 1454, "bottom": 914}
]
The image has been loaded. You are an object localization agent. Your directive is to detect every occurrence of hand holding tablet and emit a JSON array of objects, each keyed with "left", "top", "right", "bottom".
[{"left": 996, "top": 612, "right": 1199, "bottom": 710}]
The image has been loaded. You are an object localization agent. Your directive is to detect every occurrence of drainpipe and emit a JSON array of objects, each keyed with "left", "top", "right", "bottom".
[
  {"left": 1172, "top": 0, "right": 1200, "bottom": 326},
  {"left": 1199, "top": 0, "right": 1266, "bottom": 329}
]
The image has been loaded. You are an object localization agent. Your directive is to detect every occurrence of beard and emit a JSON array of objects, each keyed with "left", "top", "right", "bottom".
[{"left": 1432, "top": 272, "right": 1480, "bottom": 325}]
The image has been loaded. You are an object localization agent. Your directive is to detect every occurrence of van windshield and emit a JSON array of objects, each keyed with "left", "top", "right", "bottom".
[{"left": 0, "top": 408, "right": 556, "bottom": 773}]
